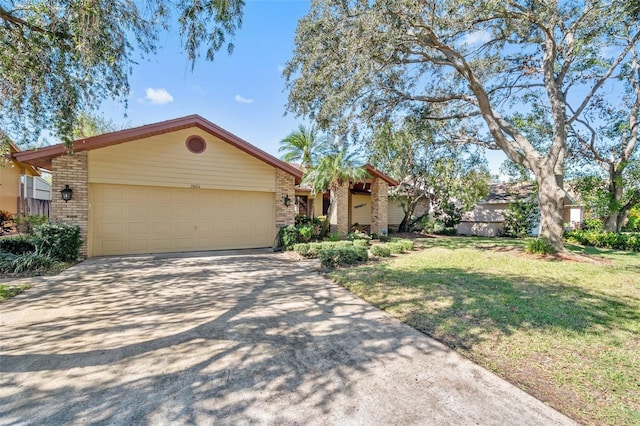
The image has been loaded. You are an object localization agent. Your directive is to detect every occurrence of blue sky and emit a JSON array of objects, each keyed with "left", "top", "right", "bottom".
[
  {"left": 99, "top": 0, "right": 507, "bottom": 174},
  {"left": 100, "top": 0, "right": 310, "bottom": 158}
]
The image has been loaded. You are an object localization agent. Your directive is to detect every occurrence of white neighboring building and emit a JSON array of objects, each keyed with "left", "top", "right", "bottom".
[{"left": 456, "top": 182, "right": 583, "bottom": 237}]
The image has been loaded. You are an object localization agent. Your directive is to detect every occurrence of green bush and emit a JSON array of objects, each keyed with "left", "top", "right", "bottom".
[
  {"left": 279, "top": 225, "right": 300, "bottom": 250},
  {"left": 565, "top": 230, "right": 640, "bottom": 252},
  {"left": 582, "top": 217, "right": 603, "bottom": 231},
  {"left": 294, "top": 241, "right": 355, "bottom": 259},
  {"left": 391, "top": 238, "right": 414, "bottom": 251},
  {"left": 352, "top": 239, "right": 369, "bottom": 249},
  {"left": 318, "top": 245, "right": 368, "bottom": 268},
  {"left": 327, "top": 233, "right": 342, "bottom": 242},
  {"left": 347, "top": 230, "right": 371, "bottom": 242},
  {"left": 433, "top": 227, "right": 458, "bottom": 236},
  {"left": 16, "top": 214, "right": 48, "bottom": 235},
  {"left": 0, "top": 236, "right": 36, "bottom": 255},
  {"left": 293, "top": 243, "right": 311, "bottom": 257},
  {"left": 525, "top": 238, "right": 556, "bottom": 255},
  {"left": 370, "top": 244, "right": 391, "bottom": 257},
  {"left": 0, "top": 252, "right": 18, "bottom": 273},
  {"left": 10, "top": 252, "right": 55, "bottom": 274},
  {"left": 503, "top": 200, "right": 539, "bottom": 238},
  {"left": 387, "top": 242, "right": 406, "bottom": 254},
  {"left": 33, "top": 223, "right": 82, "bottom": 262}
]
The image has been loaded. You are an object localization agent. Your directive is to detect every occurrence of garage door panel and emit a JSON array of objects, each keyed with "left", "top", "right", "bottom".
[{"left": 90, "top": 184, "right": 275, "bottom": 256}]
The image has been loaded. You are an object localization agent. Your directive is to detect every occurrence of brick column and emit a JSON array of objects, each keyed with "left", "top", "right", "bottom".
[
  {"left": 275, "top": 169, "right": 295, "bottom": 231},
  {"left": 371, "top": 177, "right": 389, "bottom": 236},
  {"left": 329, "top": 181, "right": 349, "bottom": 236},
  {"left": 51, "top": 153, "right": 89, "bottom": 258}
]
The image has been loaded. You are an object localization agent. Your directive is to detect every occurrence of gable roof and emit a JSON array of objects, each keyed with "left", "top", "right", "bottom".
[
  {"left": 3, "top": 141, "right": 41, "bottom": 177},
  {"left": 12, "top": 115, "right": 303, "bottom": 183},
  {"left": 290, "top": 163, "right": 398, "bottom": 188}
]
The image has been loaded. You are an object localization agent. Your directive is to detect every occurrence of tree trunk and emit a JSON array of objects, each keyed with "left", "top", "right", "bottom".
[
  {"left": 537, "top": 170, "right": 566, "bottom": 252},
  {"left": 603, "top": 167, "right": 625, "bottom": 232},
  {"left": 398, "top": 197, "right": 417, "bottom": 232},
  {"left": 322, "top": 191, "right": 336, "bottom": 236}
]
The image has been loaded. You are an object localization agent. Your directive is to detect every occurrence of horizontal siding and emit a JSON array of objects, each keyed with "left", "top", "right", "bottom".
[
  {"left": 89, "top": 128, "right": 276, "bottom": 192},
  {"left": 0, "top": 164, "right": 20, "bottom": 214},
  {"left": 351, "top": 193, "right": 371, "bottom": 225},
  {"left": 388, "top": 200, "right": 406, "bottom": 225}
]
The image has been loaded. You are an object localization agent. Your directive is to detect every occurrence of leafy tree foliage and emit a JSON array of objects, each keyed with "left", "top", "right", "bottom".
[
  {"left": 370, "top": 121, "right": 490, "bottom": 231},
  {"left": 285, "top": 0, "right": 640, "bottom": 251},
  {"left": 0, "top": 0, "right": 243, "bottom": 145},
  {"left": 302, "top": 148, "right": 368, "bottom": 235},
  {"left": 278, "top": 125, "right": 328, "bottom": 168},
  {"left": 71, "top": 112, "right": 121, "bottom": 140},
  {"left": 503, "top": 200, "right": 540, "bottom": 238}
]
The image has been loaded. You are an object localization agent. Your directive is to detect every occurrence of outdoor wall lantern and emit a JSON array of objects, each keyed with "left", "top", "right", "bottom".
[
  {"left": 60, "top": 185, "right": 73, "bottom": 203},
  {"left": 284, "top": 194, "right": 291, "bottom": 207}
]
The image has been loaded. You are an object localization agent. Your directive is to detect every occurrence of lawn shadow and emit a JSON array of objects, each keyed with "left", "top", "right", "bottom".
[{"left": 336, "top": 262, "right": 639, "bottom": 352}]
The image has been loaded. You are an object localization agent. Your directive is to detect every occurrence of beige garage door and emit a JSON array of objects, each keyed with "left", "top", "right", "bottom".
[{"left": 90, "top": 184, "right": 275, "bottom": 256}]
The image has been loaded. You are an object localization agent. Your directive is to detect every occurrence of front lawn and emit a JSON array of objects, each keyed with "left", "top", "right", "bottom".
[
  {"left": 0, "top": 283, "right": 32, "bottom": 302},
  {"left": 329, "top": 236, "right": 640, "bottom": 425}
]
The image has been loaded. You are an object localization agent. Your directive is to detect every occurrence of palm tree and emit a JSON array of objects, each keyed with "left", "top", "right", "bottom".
[
  {"left": 278, "top": 125, "right": 326, "bottom": 168},
  {"left": 303, "top": 148, "right": 369, "bottom": 235}
]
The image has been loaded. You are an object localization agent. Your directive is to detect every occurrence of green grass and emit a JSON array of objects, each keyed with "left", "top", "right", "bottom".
[
  {"left": 0, "top": 283, "right": 32, "bottom": 302},
  {"left": 329, "top": 236, "right": 640, "bottom": 425}
]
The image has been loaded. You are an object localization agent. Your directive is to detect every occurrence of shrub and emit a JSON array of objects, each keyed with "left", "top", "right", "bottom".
[
  {"left": 0, "top": 210, "right": 14, "bottom": 234},
  {"left": 0, "top": 252, "right": 18, "bottom": 273},
  {"left": 391, "top": 238, "right": 414, "bottom": 251},
  {"left": 582, "top": 217, "right": 603, "bottom": 231},
  {"left": 525, "top": 238, "right": 556, "bottom": 255},
  {"left": 16, "top": 214, "right": 48, "bottom": 235},
  {"left": 503, "top": 200, "right": 539, "bottom": 238},
  {"left": 279, "top": 225, "right": 300, "bottom": 250},
  {"left": 564, "top": 230, "right": 640, "bottom": 252},
  {"left": 435, "top": 227, "right": 458, "bottom": 236},
  {"left": 370, "top": 245, "right": 391, "bottom": 257},
  {"left": 352, "top": 239, "right": 369, "bottom": 249},
  {"left": 387, "top": 242, "right": 406, "bottom": 254},
  {"left": 327, "top": 233, "right": 341, "bottom": 242},
  {"left": 318, "top": 245, "right": 368, "bottom": 268},
  {"left": 347, "top": 230, "right": 371, "bottom": 242},
  {"left": 298, "top": 225, "right": 314, "bottom": 243},
  {"left": 0, "top": 236, "right": 36, "bottom": 255},
  {"left": 33, "top": 223, "right": 82, "bottom": 262},
  {"left": 10, "top": 252, "right": 55, "bottom": 274}
]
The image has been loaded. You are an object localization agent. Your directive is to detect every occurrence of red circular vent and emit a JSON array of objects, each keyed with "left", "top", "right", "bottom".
[{"left": 186, "top": 136, "right": 206, "bottom": 154}]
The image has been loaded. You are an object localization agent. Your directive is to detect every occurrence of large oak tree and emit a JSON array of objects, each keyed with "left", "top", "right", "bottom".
[
  {"left": 0, "top": 0, "right": 243, "bottom": 145},
  {"left": 285, "top": 0, "right": 640, "bottom": 251}
]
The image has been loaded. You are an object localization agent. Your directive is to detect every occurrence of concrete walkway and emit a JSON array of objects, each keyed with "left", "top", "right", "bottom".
[{"left": 0, "top": 251, "right": 576, "bottom": 425}]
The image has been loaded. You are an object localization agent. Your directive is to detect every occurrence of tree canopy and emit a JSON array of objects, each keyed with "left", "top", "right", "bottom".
[
  {"left": 285, "top": 0, "right": 640, "bottom": 250},
  {"left": 0, "top": 0, "right": 243, "bottom": 145},
  {"left": 369, "top": 121, "right": 489, "bottom": 231}
]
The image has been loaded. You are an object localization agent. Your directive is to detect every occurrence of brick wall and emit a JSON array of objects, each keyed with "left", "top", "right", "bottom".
[
  {"left": 275, "top": 169, "right": 295, "bottom": 230},
  {"left": 329, "top": 182, "right": 349, "bottom": 236},
  {"left": 371, "top": 178, "right": 389, "bottom": 236},
  {"left": 51, "top": 153, "right": 89, "bottom": 258}
]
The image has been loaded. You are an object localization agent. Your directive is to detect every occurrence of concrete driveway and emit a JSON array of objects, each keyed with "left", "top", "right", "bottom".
[{"left": 0, "top": 251, "right": 575, "bottom": 425}]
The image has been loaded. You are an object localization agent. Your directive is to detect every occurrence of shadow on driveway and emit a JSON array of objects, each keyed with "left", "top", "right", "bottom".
[{"left": 0, "top": 251, "right": 575, "bottom": 425}]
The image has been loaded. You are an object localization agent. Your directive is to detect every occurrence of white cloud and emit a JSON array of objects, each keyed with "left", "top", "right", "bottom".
[
  {"left": 235, "top": 94, "right": 254, "bottom": 104},
  {"left": 145, "top": 88, "right": 174, "bottom": 105},
  {"left": 461, "top": 30, "right": 492, "bottom": 47}
]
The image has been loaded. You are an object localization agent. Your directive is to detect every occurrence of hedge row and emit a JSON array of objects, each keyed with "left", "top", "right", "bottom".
[
  {"left": 293, "top": 241, "right": 368, "bottom": 268},
  {"left": 565, "top": 230, "right": 640, "bottom": 252},
  {"left": 0, "top": 223, "right": 82, "bottom": 274}
]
